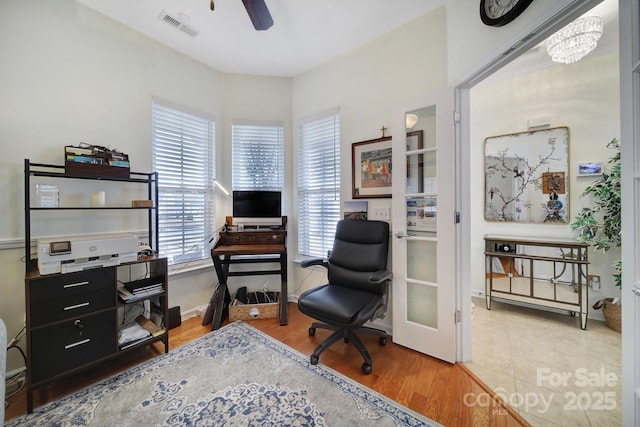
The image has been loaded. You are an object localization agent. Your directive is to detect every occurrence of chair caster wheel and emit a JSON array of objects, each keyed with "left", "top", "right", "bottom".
[
  {"left": 361, "top": 363, "right": 372, "bottom": 375},
  {"left": 378, "top": 336, "right": 387, "bottom": 346},
  {"left": 310, "top": 354, "right": 319, "bottom": 365},
  {"left": 309, "top": 327, "right": 316, "bottom": 336}
]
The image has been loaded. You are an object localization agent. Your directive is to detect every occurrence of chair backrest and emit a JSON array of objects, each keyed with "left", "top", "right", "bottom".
[{"left": 327, "top": 220, "right": 390, "bottom": 295}]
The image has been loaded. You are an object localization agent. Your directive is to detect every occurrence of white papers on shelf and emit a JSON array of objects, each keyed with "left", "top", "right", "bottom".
[
  {"left": 118, "top": 322, "right": 150, "bottom": 346},
  {"left": 118, "top": 285, "right": 163, "bottom": 302}
]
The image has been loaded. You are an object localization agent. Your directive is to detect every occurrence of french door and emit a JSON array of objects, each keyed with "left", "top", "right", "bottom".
[
  {"left": 620, "top": 0, "right": 639, "bottom": 425},
  {"left": 391, "top": 88, "right": 456, "bottom": 363}
]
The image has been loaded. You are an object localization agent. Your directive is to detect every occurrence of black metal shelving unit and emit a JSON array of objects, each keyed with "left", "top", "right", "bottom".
[
  {"left": 24, "top": 159, "right": 159, "bottom": 273},
  {"left": 23, "top": 159, "right": 166, "bottom": 413}
]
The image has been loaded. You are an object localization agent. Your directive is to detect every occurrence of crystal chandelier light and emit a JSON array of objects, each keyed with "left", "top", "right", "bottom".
[{"left": 546, "top": 16, "right": 603, "bottom": 64}]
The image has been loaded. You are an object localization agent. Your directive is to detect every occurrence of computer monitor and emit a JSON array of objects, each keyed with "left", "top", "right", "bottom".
[{"left": 232, "top": 190, "right": 282, "bottom": 227}]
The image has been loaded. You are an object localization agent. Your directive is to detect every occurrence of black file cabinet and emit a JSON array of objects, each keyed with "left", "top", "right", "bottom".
[{"left": 25, "top": 257, "right": 168, "bottom": 413}]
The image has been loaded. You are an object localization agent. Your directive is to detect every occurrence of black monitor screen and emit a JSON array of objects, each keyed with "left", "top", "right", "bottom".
[{"left": 233, "top": 191, "right": 282, "bottom": 218}]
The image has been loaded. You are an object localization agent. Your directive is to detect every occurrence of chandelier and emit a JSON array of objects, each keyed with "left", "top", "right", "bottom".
[{"left": 546, "top": 16, "right": 603, "bottom": 64}]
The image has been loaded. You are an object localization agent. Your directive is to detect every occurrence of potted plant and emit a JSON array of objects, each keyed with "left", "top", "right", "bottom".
[{"left": 570, "top": 137, "right": 621, "bottom": 331}]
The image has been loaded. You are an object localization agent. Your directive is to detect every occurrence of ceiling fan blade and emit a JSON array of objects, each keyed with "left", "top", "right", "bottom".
[{"left": 242, "top": 0, "right": 273, "bottom": 31}]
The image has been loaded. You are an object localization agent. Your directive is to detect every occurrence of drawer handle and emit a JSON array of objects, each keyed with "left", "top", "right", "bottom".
[
  {"left": 64, "top": 302, "right": 90, "bottom": 311},
  {"left": 65, "top": 338, "right": 90, "bottom": 350},
  {"left": 63, "top": 281, "right": 90, "bottom": 289}
]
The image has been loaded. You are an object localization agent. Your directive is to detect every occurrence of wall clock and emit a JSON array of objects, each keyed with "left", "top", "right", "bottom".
[{"left": 480, "top": 0, "right": 535, "bottom": 27}]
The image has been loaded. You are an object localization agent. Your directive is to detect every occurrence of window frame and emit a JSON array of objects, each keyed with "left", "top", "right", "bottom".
[
  {"left": 297, "top": 108, "right": 341, "bottom": 258},
  {"left": 151, "top": 98, "right": 216, "bottom": 267},
  {"left": 231, "top": 121, "right": 285, "bottom": 191}
]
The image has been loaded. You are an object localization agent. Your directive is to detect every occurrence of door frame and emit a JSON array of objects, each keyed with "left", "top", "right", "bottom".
[
  {"left": 618, "top": 1, "right": 636, "bottom": 426},
  {"left": 453, "top": 1, "right": 607, "bottom": 362}
]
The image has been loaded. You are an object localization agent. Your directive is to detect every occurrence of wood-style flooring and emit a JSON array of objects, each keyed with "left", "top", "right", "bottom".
[{"left": 5, "top": 303, "right": 529, "bottom": 426}]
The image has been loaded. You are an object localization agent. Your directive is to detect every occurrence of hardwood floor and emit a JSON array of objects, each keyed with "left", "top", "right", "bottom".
[{"left": 5, "top": 303, "right": 529, "bottom": 426}]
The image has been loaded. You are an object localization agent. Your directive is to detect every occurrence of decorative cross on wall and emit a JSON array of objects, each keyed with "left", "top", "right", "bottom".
[{"left": 380, "top": 126, "right": 387, "bottom": 137}]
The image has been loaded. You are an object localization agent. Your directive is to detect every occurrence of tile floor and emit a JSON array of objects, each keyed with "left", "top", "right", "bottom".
[{"left": 465, "top": 296, "right": 621, "bottom": 426}]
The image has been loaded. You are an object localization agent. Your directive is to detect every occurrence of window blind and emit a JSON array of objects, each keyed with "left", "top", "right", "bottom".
[
  {"left": 297, "top": 111, "right": 341, "bottom": 257},
  {"left": 152, "top": 101, "right": 215, "bottom": 265},
  {"left": 232, "top": 124, "right": 284, "bottom": 191}
]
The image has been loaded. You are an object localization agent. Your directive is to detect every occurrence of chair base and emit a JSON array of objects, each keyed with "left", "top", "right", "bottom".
[{"left": 308, "top": 322, "right": 388, "bottom": 374}]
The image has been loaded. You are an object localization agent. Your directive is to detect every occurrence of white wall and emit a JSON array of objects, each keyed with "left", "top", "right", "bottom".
[
  {"left": 0, "top": 0, "right": 224, "bottom": 371},
  {"left": 470, "top": 51, "right": 621, "bottom": 319},
  {"left": 446, "top": 0, "right": 583, "bottom": 85},
  {"left": 0, "top": 1, "right": 297, "bottom": 374},
  {"left": 219, "top": 72, "right": 293, "bottom": 219},
  {"left": 290, "top": 8, "right": 448, "bottom": 329},
  {"left": 1, "top": 0, "right": 613, "bottom": 373},
  {"left": 215, "top": 73, "right": 294, "bottom": 298}
]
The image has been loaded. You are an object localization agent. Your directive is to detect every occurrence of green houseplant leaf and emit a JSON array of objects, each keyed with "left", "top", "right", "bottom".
[{"left": 570, "top": 138, "right": 621, "bottom": 287}]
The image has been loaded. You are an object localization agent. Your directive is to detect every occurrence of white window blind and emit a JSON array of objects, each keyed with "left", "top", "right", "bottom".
[
  {"left": 297, "top": 111, "right": 341, "bottom": 257},
  {"left": 232, "top": 124, "right": 284, "bottom": 190},
  {"left": 152, "top": 101, "right": 215, "bottom": 265}
]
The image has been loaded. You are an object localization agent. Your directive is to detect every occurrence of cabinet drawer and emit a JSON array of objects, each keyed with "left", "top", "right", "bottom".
[
  {"left": 30, "top": 310, "right": 116, "bottom": 383},
  {"left": 253, "top": 233, "right": 285, "bottom": 244},
  {"left": 29, "top": 269, "right": 115, "bottom": 304},
  {"left": 220, "top": 232, "right": 285, "bottom": 245},
  {"left": 220, "top": 233, "right": 255, "bottom": 245},
  {"left": 30, "top": 288, "right": 115, "bottom": 327}
]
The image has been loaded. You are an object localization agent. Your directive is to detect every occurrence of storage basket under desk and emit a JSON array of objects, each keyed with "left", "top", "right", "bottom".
[{"left": 229, "top": 291, "right": 280, "bottom": 321}]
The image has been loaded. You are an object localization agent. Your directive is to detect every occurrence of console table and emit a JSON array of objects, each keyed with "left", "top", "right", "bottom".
[
  {"left": 484, "top": 235, "right": 589, "bottom": 329},
  {"left": 204, "top": 219, "right": 287, "bottom": 330}
]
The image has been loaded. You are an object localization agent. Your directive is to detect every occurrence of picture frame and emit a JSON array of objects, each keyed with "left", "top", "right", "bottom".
[
  {"left": 406, "top": 130, "right": 426, "bottom": 193},
  {"left": 352, "top": 136, "right": 392, "bottom": 199},
  {"left": 577, "top": 162, "right": 603, "bottom": 177},
  {"left": 484, "top": 126, "right": 570, "bottom": 223},
  {"left": 407, "top": 196, "right": 437, "bottom": 232},
  {"left": 343, "top": 200, "right": 368, "bottom": 220}
]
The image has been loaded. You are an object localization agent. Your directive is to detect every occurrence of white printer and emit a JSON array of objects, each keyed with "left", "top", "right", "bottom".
[{"left": 37, "top": 233, "right": 139, "bottom": 275}]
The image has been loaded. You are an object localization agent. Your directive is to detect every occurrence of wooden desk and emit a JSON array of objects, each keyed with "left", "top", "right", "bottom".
[{"left": 206, "top": 225, "right": 287, "bottom": 330}]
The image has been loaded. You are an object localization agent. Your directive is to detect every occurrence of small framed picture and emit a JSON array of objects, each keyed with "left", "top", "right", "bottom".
[
  {"left": 343, "top": 200, "right": 368, "bottom": 220},
  {"left": 577, "top": 162, "right": 603, "bottom": 177}
]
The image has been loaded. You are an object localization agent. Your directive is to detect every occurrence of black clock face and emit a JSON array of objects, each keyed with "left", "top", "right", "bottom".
[{"left": 480, "top": 0, "right": 535, "bottom": 27}]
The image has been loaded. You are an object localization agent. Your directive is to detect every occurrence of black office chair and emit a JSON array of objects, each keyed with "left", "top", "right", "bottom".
[{"left": 297, "top": 219, "right": 392, "bottom": 374}]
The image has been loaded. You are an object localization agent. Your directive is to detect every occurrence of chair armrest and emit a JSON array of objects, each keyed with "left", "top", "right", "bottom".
[
  {"left": 369, "top": 269, "right": 392, "bottom": 283},
  {"left": 300, "top": 257, "right": 328, "bottom": 269}
]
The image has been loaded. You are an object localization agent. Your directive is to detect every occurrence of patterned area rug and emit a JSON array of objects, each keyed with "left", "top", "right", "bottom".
[{"left": 8, "top": 321, "right": 440, "bottom": 426}]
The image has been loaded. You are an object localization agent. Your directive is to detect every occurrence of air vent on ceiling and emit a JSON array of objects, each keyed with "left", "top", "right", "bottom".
[{"left": 157, "top": 10, "right": 200, "bottom": 38}]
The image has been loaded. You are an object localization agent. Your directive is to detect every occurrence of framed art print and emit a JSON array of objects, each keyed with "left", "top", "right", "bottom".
[
  {"left": 577, "top": 162, "right": 603, "bottom": 177},
  {"left": 352, "top": 136, "right": 392, "bottom": 199}
]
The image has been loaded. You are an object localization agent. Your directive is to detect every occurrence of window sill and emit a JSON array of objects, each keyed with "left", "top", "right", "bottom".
[{"left": 168, "top": 259, "right": 214, "bottom": 277}]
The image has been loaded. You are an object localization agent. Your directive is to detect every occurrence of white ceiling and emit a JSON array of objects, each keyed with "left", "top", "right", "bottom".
[
  {"left": 77, "top": 0, "right": 446, "bottom": 78},
  {"left": 492, "top": 0, "right": 619, "bottom": 81}
]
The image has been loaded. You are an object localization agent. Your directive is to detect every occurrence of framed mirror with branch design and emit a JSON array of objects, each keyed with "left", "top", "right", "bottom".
[{"left": 484, "top": 127, "right": 569, "bottom": 223}]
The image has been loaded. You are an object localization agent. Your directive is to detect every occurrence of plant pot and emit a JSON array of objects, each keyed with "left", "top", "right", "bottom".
[{"left": 602, "top": 298, "right": 622, "bottom": 332}]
